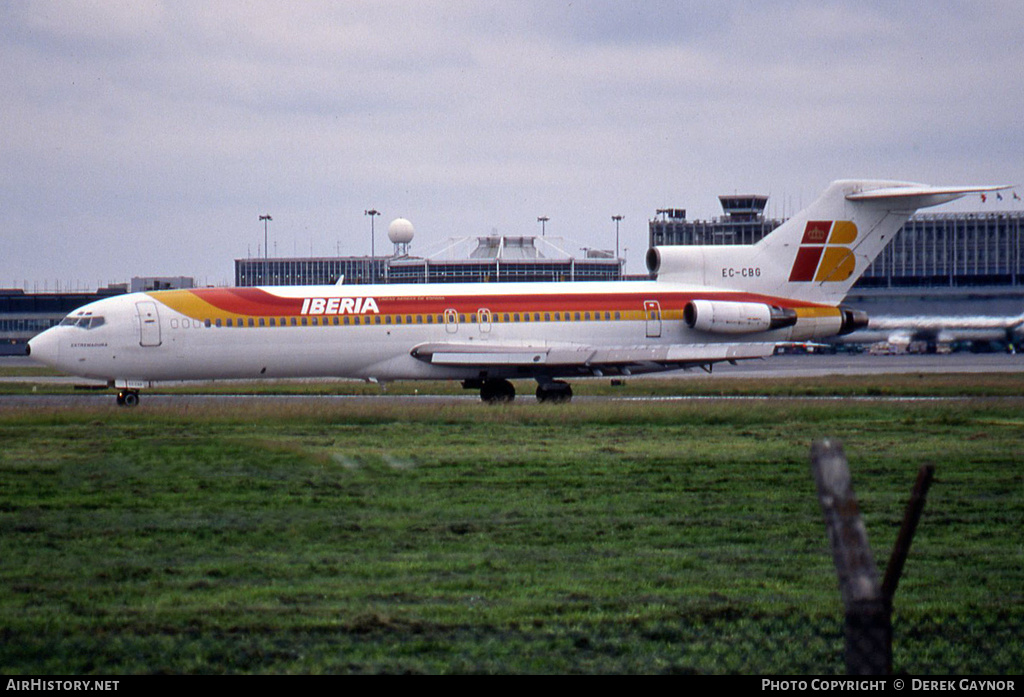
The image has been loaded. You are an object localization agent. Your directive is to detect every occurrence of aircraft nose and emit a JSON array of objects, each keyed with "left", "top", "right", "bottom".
[{"left": 27, "top": 329, "right": 59, "bottom": 368}]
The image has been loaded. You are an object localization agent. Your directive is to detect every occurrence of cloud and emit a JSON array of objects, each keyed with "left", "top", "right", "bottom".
[{"left": 1, "top": 1, "right": 1022, "bottom": 285}]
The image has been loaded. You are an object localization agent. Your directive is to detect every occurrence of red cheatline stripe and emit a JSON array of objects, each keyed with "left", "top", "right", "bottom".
[
  {"left": 180, "top": 288, "right": 828, "bottom": 316},
  {"left": 191, "top": 288, "right": 301, "bottom": 316}
]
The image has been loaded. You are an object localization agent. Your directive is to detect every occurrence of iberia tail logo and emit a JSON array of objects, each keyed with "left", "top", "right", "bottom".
[{"left": 788, "top": 220, "right": 858, "bottom": 282}]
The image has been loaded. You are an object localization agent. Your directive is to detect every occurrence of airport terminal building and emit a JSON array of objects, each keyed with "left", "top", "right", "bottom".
[
  {"left": 858, "top": 212, "right": 1022, "bottom": 289},
  {"left": 234, "top": 235, "right": 623, "bottom": 287}
]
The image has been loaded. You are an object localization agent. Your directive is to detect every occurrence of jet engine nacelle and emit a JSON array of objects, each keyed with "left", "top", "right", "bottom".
[
  {"left": 839, "top": 307, "right": 869, "bottom": 335},
  {"left": 684, "top": 300, "right": 798, "bottom": 335}
]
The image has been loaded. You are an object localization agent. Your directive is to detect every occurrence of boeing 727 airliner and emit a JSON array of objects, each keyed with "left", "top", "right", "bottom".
[{"left": 28, "top": 180, "right": 1008, "bottom": 405}]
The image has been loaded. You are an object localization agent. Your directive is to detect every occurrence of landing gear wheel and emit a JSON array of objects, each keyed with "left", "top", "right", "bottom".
[
  {"left": 536, "top": 380, "right": 573, "bottom": 404},
  {"left": 480, "top": 379, "right": 515, "bottom": 404},
  {"left": 117, "top": 390, "right": 140, "bottom": 407}
]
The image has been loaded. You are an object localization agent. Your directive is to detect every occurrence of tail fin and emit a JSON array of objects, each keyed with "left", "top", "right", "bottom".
[{"left": 649, "top": 180, "right": 1010, "bottom": 305}]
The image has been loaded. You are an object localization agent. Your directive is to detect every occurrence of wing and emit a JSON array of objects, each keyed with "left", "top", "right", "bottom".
[{"left": 410, "top": 341, "right": 775, "bottom": 375}]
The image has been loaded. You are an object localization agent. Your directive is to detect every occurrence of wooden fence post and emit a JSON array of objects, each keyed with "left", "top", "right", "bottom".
[
  {"left": 883, "top": 465, "right": 935, "bottom": 601},
  {"left": 810, "top": 439, "right": 892, "bottom": 675}
]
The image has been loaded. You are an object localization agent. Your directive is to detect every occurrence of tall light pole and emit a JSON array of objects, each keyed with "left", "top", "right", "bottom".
[
  {"left": 365, "top": 209, "right": 380, "bottom": 281},
  {"left": 612, "top": 215, "right": 624, "bottom": 263},
  {"left": 537, "top": 216, "right": 549, "bottom": 237},
  {"left": 259, "top": 214, "right": 272, "bottom": 285}
]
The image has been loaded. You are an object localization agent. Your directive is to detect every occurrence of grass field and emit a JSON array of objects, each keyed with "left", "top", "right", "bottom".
[
  {"left": 1, "top": 383, "right": 1022, "bottom": 674},
  {"left": 6, "top": 370, "right": 1024, "bottom": 398}
]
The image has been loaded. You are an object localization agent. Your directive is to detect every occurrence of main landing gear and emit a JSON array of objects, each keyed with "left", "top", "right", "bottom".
[
  {"left": 116, "top": 389, "right": 140, "bottom": 407},
  {"left": 535, "top": 380, "right": 573, "bottom": 404},
  {"left": 462, "top": 378, "right": 518, "bottom": 403},
  {"left": 478, "top": 379, "right": 516, "bottom": 404},
  {"left": 463, "top": 378, "right": 575, "bottom": 404}
]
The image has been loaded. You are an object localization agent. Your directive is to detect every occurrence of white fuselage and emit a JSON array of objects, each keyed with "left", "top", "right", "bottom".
[{"left": 27, "top": 279, "right": 841, "bottom": 387}]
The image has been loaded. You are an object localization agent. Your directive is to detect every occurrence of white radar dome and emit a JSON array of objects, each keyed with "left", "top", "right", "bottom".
[{"left": 388, "top": 218, "right": 415, "bottom": 244}]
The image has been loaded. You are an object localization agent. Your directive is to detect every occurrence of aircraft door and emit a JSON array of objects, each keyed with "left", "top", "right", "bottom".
[
  {"left": 444, "top": 308, "right": 458, "bottom": 334},
  {"left": 136, "top": 301, "right": 162, "bottom": 347},
  {"left": 478, "top": 308, "right": 492, "bottom": 335},
  {"left": 644, "top": 300, "right": 662, "bottom": 338}
]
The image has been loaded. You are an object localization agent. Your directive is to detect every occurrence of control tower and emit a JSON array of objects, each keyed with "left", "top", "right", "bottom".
[
  {"left": 650, "top": 194, "right": 780, "bottom": 247},
  {"left": 717, "top": 195, "right": 769, "bottom": 222}
]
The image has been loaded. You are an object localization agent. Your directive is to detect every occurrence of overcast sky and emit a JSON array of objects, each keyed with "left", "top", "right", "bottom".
[{"left": 3, "top": 0, "right": 1022, "bottom": 288}]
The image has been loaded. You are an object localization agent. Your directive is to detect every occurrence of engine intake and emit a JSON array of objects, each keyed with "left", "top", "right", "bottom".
[{"left": 684, "top": 300, "right": 798, "bottom": 334}]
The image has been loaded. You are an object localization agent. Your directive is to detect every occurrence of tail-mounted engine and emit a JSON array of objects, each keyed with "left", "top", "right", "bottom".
[
  {"left": 838, "top": 307, "right": 869, "bottom": 335},
  {"left": 684, "top": 300, "right": 798, "bottom": 335}
]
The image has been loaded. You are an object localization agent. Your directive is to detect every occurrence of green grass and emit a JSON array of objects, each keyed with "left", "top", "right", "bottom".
[
  {"left": 5, "top": 370, "right": 1024, "bottom": 398},
  {"left": 1, "top": 396, "right": 1022, "bottom": 673}
]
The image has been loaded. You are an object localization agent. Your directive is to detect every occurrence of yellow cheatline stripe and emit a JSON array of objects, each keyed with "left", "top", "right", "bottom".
[
  {"left": 147, "top": 290, "right": 248, "bottom": 322},
  {"left": 794, "top": 306, "right": 842, "bottom": 319}
]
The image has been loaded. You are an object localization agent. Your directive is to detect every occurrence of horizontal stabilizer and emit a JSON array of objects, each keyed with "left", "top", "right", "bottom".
[{"left": 846, "top": 183, "right": 1012, "bottom": 208}]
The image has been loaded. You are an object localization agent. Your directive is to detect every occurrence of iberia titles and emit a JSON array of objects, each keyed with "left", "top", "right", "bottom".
[{"left": 300, "top": 297, "right": 380, "bottom": 315}]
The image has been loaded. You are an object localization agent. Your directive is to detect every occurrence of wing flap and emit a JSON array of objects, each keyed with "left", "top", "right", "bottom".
[
  {"left": 413, "top": 343, "right": 596, "bottom": 366},
  {"left": 412, "top": 342, "right": 775, "bottom": 368}
]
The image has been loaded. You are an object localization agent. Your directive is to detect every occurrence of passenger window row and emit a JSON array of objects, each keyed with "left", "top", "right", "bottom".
[{"left": 171, "top": 311, "right": 628, "bottom": 327}]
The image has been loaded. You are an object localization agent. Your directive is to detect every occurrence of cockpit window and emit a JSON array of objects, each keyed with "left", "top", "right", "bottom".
[{"left": 60, "top": 313, "right": 105, "bottom": 329}]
